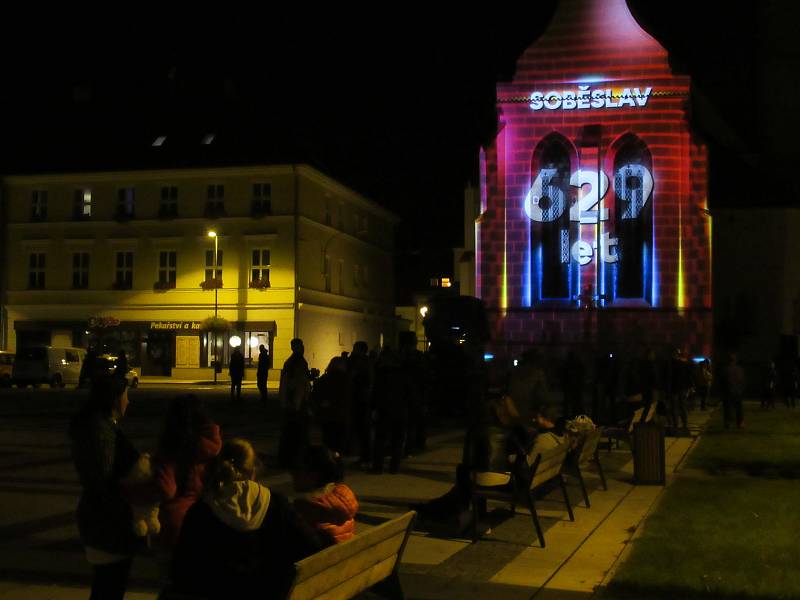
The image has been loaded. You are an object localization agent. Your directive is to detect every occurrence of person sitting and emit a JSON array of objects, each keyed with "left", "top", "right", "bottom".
[
  {"left": 524, "top": 404, "right": 566, "bottom": 467},
  {"left": 169, "top": 438, "right": 323, "bottom": 599},
  {"left": 154, "top": 395, "right": 222, "bottom": 551},
  {"left": 292, "top": 445, "right": 359, "bottom": 545}
]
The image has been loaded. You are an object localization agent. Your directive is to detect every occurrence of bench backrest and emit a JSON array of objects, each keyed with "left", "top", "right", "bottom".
[
  {"left": 627, "top": 407, "right": 645, "bottom": 433},
  {"left": 286, "top": 511, "right": 416, "bottom": 600},
  {"left": 577, "top": 428, "right": 603, "bottom": 465},
  {"left": 643, "top": 401, "right": 657, "bottom": 423},
  {"left": 529, "top": 444, "right": 570, "bottom": 491}
]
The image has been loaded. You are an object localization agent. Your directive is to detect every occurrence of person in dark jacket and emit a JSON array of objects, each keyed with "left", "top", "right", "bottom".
[
  {"left": 312, "top": 356, "right": 351, "bottom": 455},
  {"left": 348, "top": 341, "right": 373, "bottom": 466},
  {"left": 228, "top": 347, "right": 245, "bottom": 403},
  {"left": 69, "top": 375, "right": 140, "bottom": 600},
  {"left": 256, "top": 345, "right": 270, "bottom": 406},
  {"left": 370, "top": 347, "right": 407, "bottom": 474},
  {"left": 153, "top": 395, "right": 222, "bottom": 550},
  {"left": 115, "top": 350, "right": 129, "bottom": 379},
  {"left": 170, "top": 438, "right": 323, "bottom": 599}
]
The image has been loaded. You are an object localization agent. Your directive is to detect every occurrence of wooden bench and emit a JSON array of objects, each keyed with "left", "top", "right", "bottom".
[
  {"left": 160, "top": 511, "right": 416, "bottom": 600},
  {"left": 471, "top": 443, "right": 574, "bottom": 548},
  {"left": 603, "top": 401, "right": 658, "bottom": 453},
  {"left": 564, "top": 428, "right": 607, "bottom": 508},
  {"left": 286, "top": 510, "right": 416, "bottom": 600}
]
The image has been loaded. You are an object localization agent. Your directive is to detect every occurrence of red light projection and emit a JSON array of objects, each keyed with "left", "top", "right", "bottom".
[{"left": 478, "top": 0, "right": 711, "bottom": 355}]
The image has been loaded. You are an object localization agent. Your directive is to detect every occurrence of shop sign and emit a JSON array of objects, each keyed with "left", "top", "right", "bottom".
[
  {"left": 88, "top": 317, "right": 120, "bottom": 328},
  {"left": 150, "top": 321, "right": 202, "bottom": 331},
  {"left": 529, "top": 85, "right": 653, "bottom": 111}
]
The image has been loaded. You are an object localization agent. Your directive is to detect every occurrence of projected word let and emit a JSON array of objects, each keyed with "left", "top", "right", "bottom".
[
  {"left": 529, "top": 85, "right": 653, "bottom": 111},
  {"left": 524, "top": 164, "right": 654, "bottom": 266}
]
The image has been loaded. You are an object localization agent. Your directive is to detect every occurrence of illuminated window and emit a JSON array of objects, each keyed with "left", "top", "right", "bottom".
[
  {"left": 116, "top": 188, "right": 135, "bottom": 219},
  {"left": 205, "top": 249, "right": 223, "bottom": 281},
  {"left": 613, "top": 134, "right": 653, "bottom": 301},
  {"left": 73, "top": 189, "right": 92, "bottom": 220},
  {"left": 158, "top": 251, "right": 177, "bottom": 286},
  {"left": 152, "top": 136, "right": 166, "bottom": 147},
  {"left": 28, "top": 253, "right": 45, "bottom": 289},
  {"left": 530, "top": 134, "right": 573, "bottom": 301},
  {"left": 31, "top": 190, "right": 47, "bottom": 222},
  {"left": 251, "top": 249, "right": 270, "bottom": 287},
  {"left": 72, "top": 252, "right": 89, "bottom": 289},
  {"left": 202, "top": 133, "right": 215, "bottom": 145},
  {"left": 252, "top": 183, "right": 272, "bottom": 216},
  {"left": 441, "top": 277, "right": 452, "bottom": 288},
  {"left": 159, "top": 186, "right": 178, "bottom": 218},
  {"left": 115, "top": 252, "right": 133, "bottom": 289},
  {"left": 205, "top": 185, "right": 225, "bottom": 217}
]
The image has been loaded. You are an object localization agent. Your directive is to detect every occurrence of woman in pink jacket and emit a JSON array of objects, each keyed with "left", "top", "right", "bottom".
[{"left": 154, "top": 395, "right": 223, "bottom": 549}]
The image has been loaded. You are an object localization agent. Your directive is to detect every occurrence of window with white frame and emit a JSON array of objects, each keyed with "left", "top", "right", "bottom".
[
  {"left": 158, "top": 251, "right": 177, "bottom": 286},
  {"left": 72, "top": 252, "right": 89, "bottom": 289},
  {"left": 250, "top": 249, "right": 270, "bottom": 287},
  {"left": 116, "top": 188, "right": 135, "bottom": 219},
  {"left": 28, "top": 253, "right": 45, "bottom": 289},
  {"left": 160, "top": 186, "right": 178, "bottom": 217},
  {"left": 73, "top": 189, "right": 92, "bottom": 220},
  {"left": 252, "top": 183, "right": 272, "bottom": 215},
  {"left": 205, "top": 250, "right": 223, "bottom": 281},
  {"left": 31, "top": 190, "right": 47, "bottom": 221},
  {"left": 206, "top": 185, "right": 225, "bottom": 216},
  {"left": 115, "top": 252, "right": 133, "bottom": 289}
]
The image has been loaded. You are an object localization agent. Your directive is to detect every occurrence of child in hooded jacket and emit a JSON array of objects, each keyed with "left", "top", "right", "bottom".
[{"left": 292, "top": 445, "right": 359, "bottom": 545}]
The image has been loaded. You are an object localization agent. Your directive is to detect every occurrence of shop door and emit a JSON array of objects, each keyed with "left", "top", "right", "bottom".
[{"left": 141, "top": 332, "right": 173, "bottom": 376}]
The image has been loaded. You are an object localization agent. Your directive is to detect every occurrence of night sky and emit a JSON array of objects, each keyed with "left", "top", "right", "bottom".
[{"left": 2, "top": 3, "right": 796, "bottom": 302}]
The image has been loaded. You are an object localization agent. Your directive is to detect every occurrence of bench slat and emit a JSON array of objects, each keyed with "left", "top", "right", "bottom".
[
  {"left": 292, "top": 511, "right": 415, "bottom": 583},
  {"left": 289, "top": 555, "right": 395, "bottom": 600},
  {"left": 289, "top": 532, "right": 405, "bottom": 599},
  {"left": 578, "top": 429, "right": 602, "bottom": 465},
  {"left": 529, "top": 445, "right": 569, "bottom": 490}
]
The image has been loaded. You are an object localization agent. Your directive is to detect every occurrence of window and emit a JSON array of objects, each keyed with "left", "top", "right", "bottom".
[
  {"left": 159, "top": 186, "right": 178, "bottom": 218},
  {"left": 115, "top": 252, "right": 133, "bottom": 289},
  {"left": 205, "top": 184, "right": 225, "bottom": 217},
  {"left": 338, "top": 202, "right": 344, "bottom": 229},
  {"left": 324, "top": 254, "right": 331, "bottom": 292},
  {"left": 205, "top": 249, "right": 223, "bottom": 281},
  {"left": 31, "top": 190, "right": 47, "bottom": 221},
  {"left": 252, "top": 183, "right": 272, "bottom": 215},
  {"left": 250, "top": 249, "right": 270, "bottom": 287},
  {"left": 325, "top": 200, "right": 332, "bottom": 226},
  {"left": 158, "top": 251, "right": 177, "bottom": 286},
  {"left": 116, "top": 188, "right": 135, "bottom": 219},
  {"left": 337, "top": 260, "right": 343, "bottom": 294},
  {"left": 65, "top": 350, "right": 80, "bottom": 363},
  {"left": 28, "top": 253, "right": 45, "bottom": 289},
  {"left": 354, "top": 264, "right": 361, "bottom": 287},
  {"left": 243, "top": 331, "right": 269, "bottom": 366},
  {"left": 72, "top": 252, "right": 89, "bottom": 289},
  {"left": 73, "top": 189, "right": 92, "bottom": 220}
]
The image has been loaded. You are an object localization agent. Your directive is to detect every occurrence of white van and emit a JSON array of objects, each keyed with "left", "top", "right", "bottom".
[{"left": 12, "top": 346, "right": 85, "bottom": 388}]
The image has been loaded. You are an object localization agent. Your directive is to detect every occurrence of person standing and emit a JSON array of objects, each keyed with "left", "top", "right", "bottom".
[
  {"left": 668, "top": 348, "right": 691, "bottom": 432},
  {"left": 228, "top": 347, "right": 245, "bottom": 403},
  {"left": 722, "top": 353, "right": 746, "bottom": 428},
  {"left": 256, "top": 345, "right": 270, "bottom": 406},
  {"left": 371, "top": 347, "right": 407, "bottom": 474},
  {"left": 278, "top": 338, "right": 312, "bottom": 468},
  {"left": 348, "top": 341, "right": 373, "bottom": 467},
  {"left": 69, "top": 376, "right": 140, "bottom": 600},
  {"left": 115, "top": 350, "right": 129, "bottom": 379}
]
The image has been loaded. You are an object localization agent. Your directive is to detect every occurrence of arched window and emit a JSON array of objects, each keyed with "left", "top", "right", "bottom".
[
  {"left": 613, "top": 135, "right": 653, "bottom": 300},
  {"left": 530, "top": 134, "right": 575, "bottom": 301}
]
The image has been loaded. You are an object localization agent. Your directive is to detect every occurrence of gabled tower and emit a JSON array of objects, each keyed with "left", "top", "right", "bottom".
[{"left": 477, "top": 0, "right": 711, "bottom": 354}]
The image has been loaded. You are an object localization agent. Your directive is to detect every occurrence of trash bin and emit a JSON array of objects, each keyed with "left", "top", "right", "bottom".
[{"left": 633, "top": 422, "right": 665, "bottom": 485}]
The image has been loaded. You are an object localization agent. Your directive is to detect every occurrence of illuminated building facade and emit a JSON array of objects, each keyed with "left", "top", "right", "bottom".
[
  {"left": 1, "top": 165, "right": 397, "bottom": 377},
  {"left": 477, "top": 0, "right": 712, "bottom": 356}
]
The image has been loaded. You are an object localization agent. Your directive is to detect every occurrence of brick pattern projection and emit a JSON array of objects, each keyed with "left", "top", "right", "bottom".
[{"left": 478, "top": 0, "right": 712, "bottom": 355}]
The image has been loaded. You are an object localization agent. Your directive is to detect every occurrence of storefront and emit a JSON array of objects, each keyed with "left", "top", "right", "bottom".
[
  {"left": 14, "top": 318, "right": 276, "bottom": 376},
  {"left": 477, "top": 0, "right": 712, "bottom": 356}
]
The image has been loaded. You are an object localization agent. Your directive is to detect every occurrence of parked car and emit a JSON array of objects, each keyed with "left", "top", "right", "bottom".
[
  {"left": 12, "top": 346, "right": 85, "bottom": 388},
  {"left": 91, "top": 354, "right": 140, "bottom": 388},
  {"left": 0, "top": 351, "right": 14, "bottom": 387}
]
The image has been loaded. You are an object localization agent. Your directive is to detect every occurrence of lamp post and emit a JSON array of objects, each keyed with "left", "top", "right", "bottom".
[{"left": 208, "top": 230, "right": 219, "bottom": 384}]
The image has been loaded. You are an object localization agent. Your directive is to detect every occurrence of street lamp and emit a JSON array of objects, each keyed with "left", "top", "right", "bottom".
[{"left": 208, "top": 230, "right": 219, "bottom": 383}]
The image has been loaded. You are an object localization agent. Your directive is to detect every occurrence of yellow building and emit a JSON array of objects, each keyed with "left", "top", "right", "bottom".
[{"left": 1, "top": 164, "right": 398, "bottom": 378}]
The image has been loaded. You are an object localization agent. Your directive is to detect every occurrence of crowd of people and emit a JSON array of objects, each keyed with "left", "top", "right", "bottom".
[
  {"left": 69, "top": 376, "right": 369, "bottom": 599},
  {"left": 68, "top": 335, "right": 800, "bottom": 598}
]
